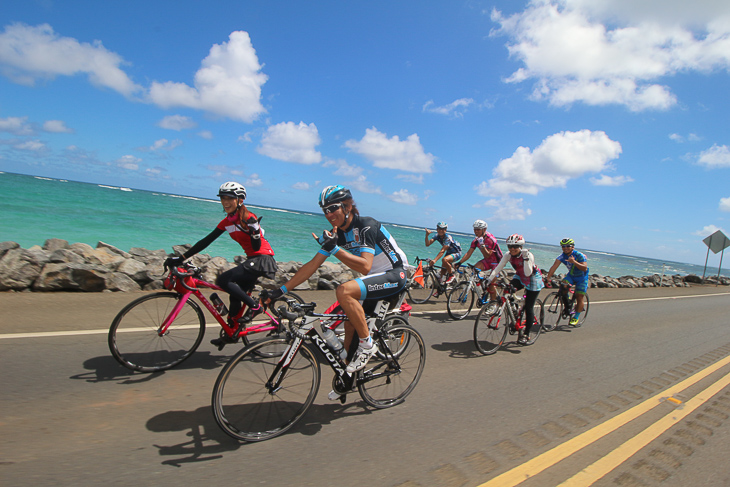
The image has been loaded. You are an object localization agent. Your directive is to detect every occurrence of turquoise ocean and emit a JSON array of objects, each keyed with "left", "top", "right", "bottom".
[{"left": 1, "top": 171, "right": 726, "bottom": 279}]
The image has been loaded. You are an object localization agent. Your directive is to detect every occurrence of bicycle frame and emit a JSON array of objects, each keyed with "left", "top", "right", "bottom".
[
  {"left": 267, "top": 296, "right": 406, "bottom": 394},
  {"left": 162, "top": 267, "right": 281, "bottom": 340}
]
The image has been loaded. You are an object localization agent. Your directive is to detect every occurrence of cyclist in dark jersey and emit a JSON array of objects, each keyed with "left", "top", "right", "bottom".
[
  {"left": 165, "top": 182, "right": 277, "bottom": 348},
  {"left": 425, "top": 222, "right": 462, "bottom": 284},
  {"left": 265, "top": 185, "right": 409, "bottom": 388}
]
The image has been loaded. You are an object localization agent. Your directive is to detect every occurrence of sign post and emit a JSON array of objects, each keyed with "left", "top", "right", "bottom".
[{"left": 702, "top": 230, "right": 730, "bottom": 284}]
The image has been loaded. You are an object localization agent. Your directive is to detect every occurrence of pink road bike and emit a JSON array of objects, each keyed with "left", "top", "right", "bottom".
[{"left": 108, "top": 262, "right": 302, "bottom": 372}]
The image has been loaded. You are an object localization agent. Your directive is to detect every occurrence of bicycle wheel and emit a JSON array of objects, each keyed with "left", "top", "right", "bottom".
[
  {"left": 541, "top": 292, "right": 563, "bottom": 332},
  {"left": 212, "top": 338, "right": 320, "bottom": 442},
  {"left": 241, "top": 291, "right": 305, "bottom": 353},
  {"left": 407, "top": 270, "right": 436, "bottom": 304},
  {"left": 573, "top": 293, "right": 590, "bottom": 327},
  {"left": 524, "top": 298, "right": 544, "bottom": 345},
  {"left": 108, "top": 292, "right": 206, "bottom": 372},
  {"left": 473, "top": 305, "right": 508, "bottom": 355},
  {"left": 446, "top": 282, "right": 475, "bottom": 320},
  {"left": 358, "top": 317, "right": 426, "bottom": 409}
]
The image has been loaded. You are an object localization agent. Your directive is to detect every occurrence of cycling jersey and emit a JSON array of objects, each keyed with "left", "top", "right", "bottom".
[
  {"left": 490, "top": 249, "right": 544, "bottom": 292},
  {"left": 216, "top": 211, "right": 274, "bottom": 257},
  {"left": 470, "top": 233, "right": 503, "bottom": 267},
  {"left": 325, "top": 214, "right": 408, "bottom": 275},
  {"left": 434, "top": 232, "right": 462, "bottom": 256},
  {"left": 556, "top": 250, "right": 589, "bottom": 278}
]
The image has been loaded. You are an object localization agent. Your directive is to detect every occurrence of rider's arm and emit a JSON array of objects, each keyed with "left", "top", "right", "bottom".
[
  {"left": 278, "top": 252, "right": 329, "bottom": 292},
  {"left": 457, "top": 247, "right": 474, "bottom": 265},
  {"left": 487, "top": 252, "right": 509, "bottom": 285},
  {"left": 424, "top": 229, "right": 435, "bottom": 247},
  {"left": 545, "top": 259, "right": 561, "bottom": 280},
  {"left": 571, "top": 257, "right": 588, "bottom": 272},
  {"left": 521, "top": 250, "right": 536, "bottom": 277},
  {"left": 432, "top": 244, "right": 448, "bottom": 263},
  {"left": 332, "top": 247, "right": 374, "bottom": 275},
  {"left": 182, "top": 227, "right": 225, "bottom": 259}
]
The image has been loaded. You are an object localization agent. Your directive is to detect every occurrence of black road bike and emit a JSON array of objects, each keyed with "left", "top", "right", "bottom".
[{"left": 211, "top": 291, "right": 426, "bottom": 442}]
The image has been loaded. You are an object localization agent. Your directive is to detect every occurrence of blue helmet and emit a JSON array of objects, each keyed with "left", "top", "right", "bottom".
[{"left": 319, "top": 185, "right": 352, "bottom": 207}]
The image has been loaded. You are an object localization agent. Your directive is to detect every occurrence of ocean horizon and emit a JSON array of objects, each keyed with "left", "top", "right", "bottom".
[{"left": 1, "top": 171, "right": 727, "bottom": 279}]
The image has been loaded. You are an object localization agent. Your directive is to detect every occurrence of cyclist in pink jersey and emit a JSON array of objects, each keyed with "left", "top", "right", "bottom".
[
  {"left": 455, "top": 219, "right": 502, "bottom": 305},
  {"left": 486, "top": 234, "right": 544, "bottom": 345},
  {"left": 165, "top": 182, "right": 276, "bottom": 347}
]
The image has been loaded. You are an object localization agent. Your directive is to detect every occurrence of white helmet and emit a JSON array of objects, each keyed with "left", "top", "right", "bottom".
[
  {"left": 506, "top": 234, "right": 525, "bottom": 246},
  {"left": 217, "top": 181, "right": 246, "bottom": 200},
  {"left": 473, "top": 219, "right": 487, "bottom": 230}
]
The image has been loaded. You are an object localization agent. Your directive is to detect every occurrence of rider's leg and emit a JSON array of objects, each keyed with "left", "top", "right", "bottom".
[
  {"left": 216, "top": 265, "right": 259, "bottom": 319},
  {"left": 443, "top": 254, "right": 453, "bottom": 274},
  {"left": 522, "top": 289, "right": 539, "bottom": 337},
  {"left": 575, "top": 293, "right": 585, "bottom": 314},
  {"left": 336, "top": 280, "right": 369, "bottom": 351},
  {"left": 559, "top": 281, "right": 571, "bottom": 309}
]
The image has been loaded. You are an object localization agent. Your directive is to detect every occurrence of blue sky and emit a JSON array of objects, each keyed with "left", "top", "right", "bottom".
[{"left": 1, "top": 0, "right": 729, "bottom": 266}]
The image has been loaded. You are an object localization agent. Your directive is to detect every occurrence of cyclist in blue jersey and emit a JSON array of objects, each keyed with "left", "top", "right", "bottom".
[
  {"left": 425, "top": 222, "right": 462, "bottom": 285},
  {"left": 544, "top": 238, "right": 589, "bottom": 326},
  {"left": 265, "top": 185, "right": 409, "bottom": 397}
]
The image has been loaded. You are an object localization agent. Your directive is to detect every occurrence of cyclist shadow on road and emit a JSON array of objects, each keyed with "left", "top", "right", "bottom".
[
  {"left": 431, "top": 340, "right": 524, "bottom": 358},
  {"left": 146, "top": 401, "right": 372, "bottom": 466},
  {"left": 69, "top": 351, "right": 233, "bottom": 384}
]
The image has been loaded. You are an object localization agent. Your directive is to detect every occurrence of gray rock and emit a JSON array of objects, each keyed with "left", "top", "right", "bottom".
[
  {"left": 0, "top": 248, "right": 46, "bottom": 291},
  {"left": 43, "top": 238, "right": 70, "bottom": 252},
  {"left": 96, "top": 241, "right": 132, "bottom": 259}
]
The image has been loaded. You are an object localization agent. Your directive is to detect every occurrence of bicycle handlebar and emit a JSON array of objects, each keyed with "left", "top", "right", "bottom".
[{"left": 168, "top": 264, "right": 201, "bottom": 292}]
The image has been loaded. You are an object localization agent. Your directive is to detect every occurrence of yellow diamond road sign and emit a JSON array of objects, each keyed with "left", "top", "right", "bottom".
[{"left": 703, "top": 230, "right": 730, "bottom": 254}]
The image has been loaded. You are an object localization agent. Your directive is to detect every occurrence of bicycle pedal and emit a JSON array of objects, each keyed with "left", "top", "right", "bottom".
[{"left": 339, "top": 394, "right": 347, "bottom": 404}]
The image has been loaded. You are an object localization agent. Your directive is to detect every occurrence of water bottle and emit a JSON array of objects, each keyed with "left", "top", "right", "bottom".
[
  {"left": 321, "top": 326, "right": 346, "bottom": 361},
  {"left": 210, "top": 293, "right": 228, "bottom": 316}
]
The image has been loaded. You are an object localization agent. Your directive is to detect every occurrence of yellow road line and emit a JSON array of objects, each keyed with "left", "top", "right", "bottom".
[
  {"left": 478, "top": 354, "right": 730, "bottom": 487},
  {"left": 558, "top": 371, "right": 730, "bottom": 486}
]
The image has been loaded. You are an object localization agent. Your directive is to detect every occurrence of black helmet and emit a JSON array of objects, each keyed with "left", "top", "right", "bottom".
[{"left": 318, "top": 185, "right": 352, "bottom": 207}]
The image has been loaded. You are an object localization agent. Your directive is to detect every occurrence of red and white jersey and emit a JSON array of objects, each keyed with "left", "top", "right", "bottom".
[{"left": 216, "top": 212, "right": 274, "bottom": 257}]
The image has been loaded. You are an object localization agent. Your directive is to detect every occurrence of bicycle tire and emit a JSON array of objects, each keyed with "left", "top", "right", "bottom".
[
  {"left": 473, "top": 304, "right": 508, "bottom": 355},
  {"left": 572, "top": 293, "right": 590, "bottom": 327},
  {"left": 212, "top": 337, "right": 320, "bottom": 442},
  {"left": 358, "top": 318, "right": 425, "bottom": 409},
  {"left": 108, "top": 292, "right": 206, "bottom": 372},
  {"left": 524, "top": 298, "right": 544, "bottom": 345},
  {"left": 241, "top": 291, "right": 305, "bottom": 354},
  {"left": 541, "top": 292, "right": 563, "bottom": 332},
  {"left": 446, "top": 282, "right": 475, "bottom": 320},
  {"left": 407, "top": 270, "right": 436, "bottom": 304}
]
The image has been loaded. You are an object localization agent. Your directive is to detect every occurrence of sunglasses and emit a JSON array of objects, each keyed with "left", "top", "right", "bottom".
[
  {"left": 561, "top": 245, "right": 574, "bottom": 249},
  {"left": 508, "top": 245, "right": 522, "bottom": 250},
  {"left": 322, "top": 203, "right": 342, "bottom": 215}
]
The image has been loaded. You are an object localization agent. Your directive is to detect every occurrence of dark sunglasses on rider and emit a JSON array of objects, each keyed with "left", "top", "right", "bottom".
[
  {"left": 322, "top": 203, "right": 342, "bottom": 215},
  {"left": 508, "top": 245, "right": 522, "bottom": 250}
]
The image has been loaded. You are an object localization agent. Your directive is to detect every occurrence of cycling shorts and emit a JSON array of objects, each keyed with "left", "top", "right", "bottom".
[
  {"left": 562, "top": 273, "right": 588, "bottom": 294},
  {"left": 477, "top": 259, "right": 499, "bottom": 271},
  {"left": 355, "top": 268, "right": 408, "bottom": 301},
  {"left": 444, "top": 252, "right": 461, "bottom": 262}
]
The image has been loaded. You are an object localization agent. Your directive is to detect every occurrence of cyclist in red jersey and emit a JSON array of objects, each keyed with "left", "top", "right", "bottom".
[{"left": 165, "top": 182, "right": 276, "bottom": 346}]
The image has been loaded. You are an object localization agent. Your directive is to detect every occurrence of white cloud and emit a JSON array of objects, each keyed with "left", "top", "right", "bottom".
[
  {"left": 422, "top": 98, "right": 475, "bottom": 118},
  {"left": 0, "top": 23, "right": 141, "bottom": 96},
  {"left": 157, "top": 115, "right": 197, "bottom": 131},
  {"left": 198, "top": 130, "right": 213, "bottom": 140},
  {"left": 346, "top": 175, "right": 382, "bottom": 195},
  {"left": 116, "top": 154, "right": 141, "bottom": 170},
  {"left": 147, "top": 31, "right": 267, "bottom": 122},
  {"left": 14, "top": 139, "right": 45, "bottom": 151},
  {"left": 0, "top": 116, "right": 34, "bottom": 135},
  {"left": 396, "top": 174, "right": 425, "bottom": 184},
  {"left": 344, "top": 127, "right": 435, "bottom": 173},
  {"left": 42, "top": 120, "right": 73, "bottom": 133},
  {"left": 483, "top": 196, "right": 533, "bottom": 221},
  {"left": 590, "top": 174, "right": 634, "bottom": 186},
  {"left": 492, "top": 1, "right": 730, "bottom": 111},
  {"left": 292, "top": 182, "right": 311, "bottom": 190},
  {"left": 246, "top": 173, "right": 263, "bottom": 187},
  {"left": 387, "top": 189, "right": 418, "bottom": 205},
  {"left": 147, "top": 138, "right": 182, "bottom": 151},
  {"left": 720, "top": 197, "right": 730, "bottom": 212},
  {"left": 669, "top": 133, "right": 684, "bottom": 142},
  {"left": 477, "top": 129, "right": 622, "bottom": 196},
  {"left": 323, "top": 159, "right": 363, "bottom": 177},
  {"left": 694, "top": 224, "right": 725, "bottom": 237},
  {"left": 257, "top": 121, "right": 322, "bottom": 164},
  {"left": 697, "top": 144, "right": 730, "bottom": 168}
]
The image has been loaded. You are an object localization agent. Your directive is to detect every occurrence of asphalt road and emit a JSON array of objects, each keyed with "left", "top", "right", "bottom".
[{"left": 1, "top": 286, "right": 730, "bottom": 487}]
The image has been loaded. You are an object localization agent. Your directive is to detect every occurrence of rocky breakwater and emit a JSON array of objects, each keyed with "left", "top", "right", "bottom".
[{"left": 0, "top": 239, "right": 359, "bottom": 293}]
